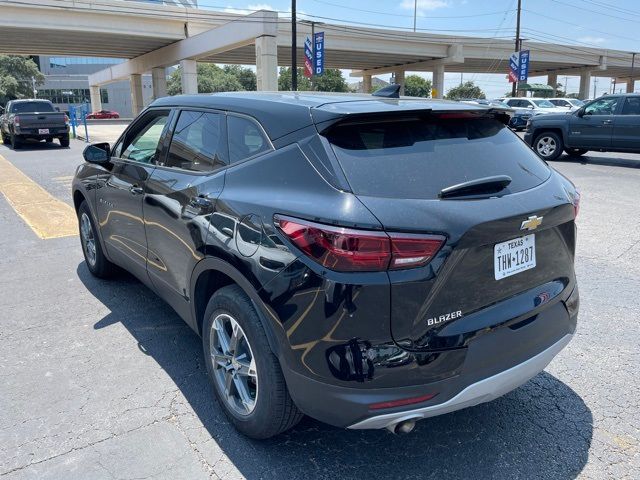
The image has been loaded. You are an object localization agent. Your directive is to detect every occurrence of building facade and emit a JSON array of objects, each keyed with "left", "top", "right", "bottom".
[{"left": 35, "top": 56, "right": 155, "bottom": 118}]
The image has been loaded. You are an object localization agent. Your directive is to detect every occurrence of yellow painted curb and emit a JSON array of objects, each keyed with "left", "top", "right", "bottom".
[{"left": 0, "top": 153, "right": 78, "bottom": 239}]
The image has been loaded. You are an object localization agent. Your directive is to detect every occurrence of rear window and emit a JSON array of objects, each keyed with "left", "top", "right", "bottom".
[
  {"left": 325, "top": 116, "right": 550, "bottom": 199},
  {"left": 11, "top": 101, "right": 56, "bottom": 113}
]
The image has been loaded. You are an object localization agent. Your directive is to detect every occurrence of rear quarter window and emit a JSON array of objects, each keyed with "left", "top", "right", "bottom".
[{"left": 324, "top": 116, "right": 551, "bottom": 199}]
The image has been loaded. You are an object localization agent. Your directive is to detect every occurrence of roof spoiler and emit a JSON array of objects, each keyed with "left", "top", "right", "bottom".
[{"left": 372, "top": 84, "right": 401, "bottom": 99}]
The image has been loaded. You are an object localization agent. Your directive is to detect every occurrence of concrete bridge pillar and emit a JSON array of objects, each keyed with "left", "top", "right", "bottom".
[
  {"left": 362, "top": 74, "right": 372, "bottom": 93},
  {"left": 627, "top": 78, "right": 635, "bottom": 93},
  {"left": 579, "top": 70, "right": 591, "bottom": 99},
  {"left": 180, "top": 60, "right": 198, "bottom": 94},
  {"left": 547, "top": 73, "right": 558, "bottom": 91},
  {"left": 255, "top": 35, "right": 278, "bottom": 91},
  {"left": 433, "top": 65, "right": 445, "bottom": 99},
  {"left": 130, "top": 74, "right": 144, "bottom": 115},
  {"left": 152, "top": 67, "right": 168, "bottom": 99},
  {"left": 394, "top": 70, "right": 405, "bottom": 95},
  {"left": 89, "top": 85, "right": 102, "bottom": 113}
]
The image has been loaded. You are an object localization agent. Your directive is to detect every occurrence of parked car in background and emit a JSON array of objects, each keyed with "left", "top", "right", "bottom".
[
  {"left": 498, "top": 97, "right": 570, "bottom": 115},
  {"left": 461, "top": 99, "right": 532, "bottom": 131},
  {"left": 548, "top": 98, "right": 585, "bottom": 110},
  {"left": 525, "top": 93, "right": 640, "bottom": 160},
  {"left": 86, "top": 109, "right": 120, "bottom": 119},
  {"left": 0, "top": 99, "right": 70, "bottom": 149},
  {"left": 73, "top": 91, "right": 580, "bottom": 439}
]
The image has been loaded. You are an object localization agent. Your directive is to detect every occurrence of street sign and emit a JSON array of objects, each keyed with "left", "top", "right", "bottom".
[
  {"left": 518, "top": 49, "right": 530, "bottom": 82},
  {"left": 303, "top": 37, "right": 313, "bottom": 78},
  {"left": 314, "top": 31, "right": 325, "bottom": 76},
  {"left": 509, "top": 52, "right": 519, "bottom": 83}
]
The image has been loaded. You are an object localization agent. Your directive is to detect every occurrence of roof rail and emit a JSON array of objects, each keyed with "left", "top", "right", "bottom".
[{"left": 372, "top": 84, "right": 401, "bottom": 99}]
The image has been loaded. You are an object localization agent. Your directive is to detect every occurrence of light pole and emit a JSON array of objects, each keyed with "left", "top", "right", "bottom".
[
  {"left": 291, "top": 0, "right": 297, "bottom": 91},
  {"left": 511, "top": 0, "right": 522, "bottom": 98},
  {"left": 631, "top": 52, "right": 636, "bottom": 93},
  {"left": 413, "top": 0, "right": 417, "bottom": 32}
]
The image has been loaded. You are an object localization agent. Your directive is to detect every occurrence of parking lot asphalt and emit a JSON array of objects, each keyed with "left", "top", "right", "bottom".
[{"left": 0, "top": 138, "right": 639, "bottom": 480}]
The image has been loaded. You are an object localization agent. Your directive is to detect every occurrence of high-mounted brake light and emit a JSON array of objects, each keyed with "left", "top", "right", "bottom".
[{"left": 274, "top": 215, "right": 445, "bottom": 272}]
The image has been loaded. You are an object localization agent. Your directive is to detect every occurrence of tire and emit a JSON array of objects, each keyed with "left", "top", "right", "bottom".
[
  {"left": 59, "top": 136, "right": 70, "bottom": 148},
  {"left": 77, "top": 201, "right": 116, "bottom": 278},
  {"left": 203, "top": 285, "right": 303, "bottom": 439},
  {"left": 565, "top": 148, "right": 588, "bottom": 157},
  {"left": 533, "top": 131, "right": 563, "bottom": 161},
  {"left": 10, "top": 133, "right": 21, "bottom": 150}
]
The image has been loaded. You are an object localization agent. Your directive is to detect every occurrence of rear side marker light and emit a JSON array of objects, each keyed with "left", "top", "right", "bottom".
[
  {"left": 369, "top": 393, "right": 438, "bottom": 410},
  {"left": 274, "top": 215, "right": 445, "bottom": 272},
  {"left": 573, "top": 189, "right": 581, "bottom": 218}
]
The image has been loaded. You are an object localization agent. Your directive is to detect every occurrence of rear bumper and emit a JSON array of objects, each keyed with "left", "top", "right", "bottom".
[
  {"left": 349, "top": 333, "right": 572, "bottom": 430},
  {"left": 283, "top": 288, "right": 577, "bottom": 429},
  {"left": 524, "top": 132, "right": 534, "bottom": 145}
]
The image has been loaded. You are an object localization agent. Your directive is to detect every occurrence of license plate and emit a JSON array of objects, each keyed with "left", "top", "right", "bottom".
[
  {"left": 38, "top": 129, "right": 49, "bottom": 134},
  {"left": 494, "top": 234, "right": 536, "bottom": 280}
]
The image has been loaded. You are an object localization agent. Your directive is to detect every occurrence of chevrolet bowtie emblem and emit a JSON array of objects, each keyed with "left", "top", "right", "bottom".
[{"left": 521, "top": 215, "right": 543, "bottom": 231}]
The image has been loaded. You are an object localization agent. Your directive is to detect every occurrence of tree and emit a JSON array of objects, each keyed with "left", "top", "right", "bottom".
[
  {"left": 277, "top": 67, "right": 312, "bottom": 91},
  {"left": 0, "top": 56, "right": 44, "bottom": 105},
  {"left": 313, "top": 69, "right": 350, "bottom": 92},
  {"left": 222, "top": 65, "right": 257, "bottom": 91},
  {"left": 404, "top": 75, "right": 432, "bottom": 97},
  {"left": 278, "top": 67, "right": 350, "bottom": 92},
  {"left": 167, "top": 63, "right": 243, "bottom": 95},
  {"left": 445, "top": 81, "right": 486, "bottom": 100}
]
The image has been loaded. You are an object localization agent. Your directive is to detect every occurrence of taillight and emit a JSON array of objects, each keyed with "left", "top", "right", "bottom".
[
  {"left": 64, "top": 114, "right": 70, "bottom": 125},
  {"left": 13, "top": 115, "right": 20, "bottom": 126},
  {"left": 274, "top": 215, "right": 445, "bottom": 272}
]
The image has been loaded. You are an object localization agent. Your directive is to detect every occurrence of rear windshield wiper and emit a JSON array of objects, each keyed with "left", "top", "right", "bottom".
[{"left": 439, "top": 175, "right": 512, "bottom": 199}]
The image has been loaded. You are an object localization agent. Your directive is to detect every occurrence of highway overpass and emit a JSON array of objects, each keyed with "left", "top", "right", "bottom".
[{"left": 0, "top": 0, "right": 636, "bottom": 113}]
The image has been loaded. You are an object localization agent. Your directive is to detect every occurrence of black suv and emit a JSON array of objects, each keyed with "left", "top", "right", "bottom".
[
  {"left": 72, "top": 92, "right": 580, "bottom": 439},
  {"left": 525, "top": 93, "right": 640, "bottom": 160}
]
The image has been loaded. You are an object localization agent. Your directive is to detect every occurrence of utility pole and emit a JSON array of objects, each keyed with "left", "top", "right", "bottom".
[
  {"left": 291, "top": 0, "right": 297, "bottom": 91},
  {"left": 593, "top": 77, "right": 598, "bottom": 98},
  {"left": 631, "top": 52, "right": 636, "bottom": 93},
  {"left": 511, "top": 0, "right": 522, "bottom": 97},
  {"left": 413, "top": 0, "right": 417, "bottom": 32},
  {"left": 564, "top": 76, "right": 568, "bottom": 96}
]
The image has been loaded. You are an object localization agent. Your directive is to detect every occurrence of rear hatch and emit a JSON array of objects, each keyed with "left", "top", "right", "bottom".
[{"left": 319, "top": 107, "right": 577, "bottom": 352}]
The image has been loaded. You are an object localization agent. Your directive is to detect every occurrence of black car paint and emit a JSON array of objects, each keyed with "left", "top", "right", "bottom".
[{"left": 73, "top": 93, "right": 579, "bottom": 428}]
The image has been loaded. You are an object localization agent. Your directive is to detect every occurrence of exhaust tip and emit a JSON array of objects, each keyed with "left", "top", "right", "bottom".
[{"left": 391, "top": 419, "right": 416, "bottom": 435}]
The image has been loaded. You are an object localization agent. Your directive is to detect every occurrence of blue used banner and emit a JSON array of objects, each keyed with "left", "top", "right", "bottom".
[{"left": 314, "top": 32, "right": 325, "bottom": 76}]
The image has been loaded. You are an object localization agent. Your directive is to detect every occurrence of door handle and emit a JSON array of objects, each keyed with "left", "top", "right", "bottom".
[
  {"left": 129, "top": 185, "right": 144, "bottom": 195},
  {"left": 602, "top": 119, "right": 613, "bottom": 124}
]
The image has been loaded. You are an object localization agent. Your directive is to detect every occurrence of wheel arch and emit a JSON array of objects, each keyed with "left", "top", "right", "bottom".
[{"left": 190, "top": 257, "right": 285, "bottom": 359}]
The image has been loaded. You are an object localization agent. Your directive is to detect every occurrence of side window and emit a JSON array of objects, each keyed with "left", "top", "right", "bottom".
[
  {"left": 621, "top": 97, "right": 640, "bottom": 115},
  {"left": 164, "top": 110, "right": 225, "bottom": 172},
  {"left": 228, "top": 115, "right": 272, "bottom": 164},
  {"left": 584, "top": 97, "right": 620, "bottom": 116},
  {"left": 506, "top": 99, "right": 518, "bottom": 107},
  {"left": 119, "top": 110, "right": 169, "bottom": 163}
]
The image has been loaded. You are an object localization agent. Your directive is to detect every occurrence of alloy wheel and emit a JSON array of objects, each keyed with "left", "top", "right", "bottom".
[
  {"left": 536, "top": 136, "right": 557, "bottom": 158},
  {"left": 80, "top": 213, "right": 97, "bottom": 267},
  {"left": 210, "top": 313, "right": 258, "bottom": 416}
]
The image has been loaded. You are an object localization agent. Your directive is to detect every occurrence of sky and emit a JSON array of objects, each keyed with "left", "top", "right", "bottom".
[{"left": 207, "top": 0, "right": 640, "bottom": 98}]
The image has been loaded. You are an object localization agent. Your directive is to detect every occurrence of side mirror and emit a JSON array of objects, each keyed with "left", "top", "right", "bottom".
[
  {"left": 55, "top": 107, "right": 60, "bottom": 112},
  {"left": 83, "top": 143, "right": 111, "bottom": 164},
  {"left": 528, "top": 105, "right": 535, "bottom": 109},
  {"left": 576, "top": 108, "right": 585, "bottom": 117}
]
